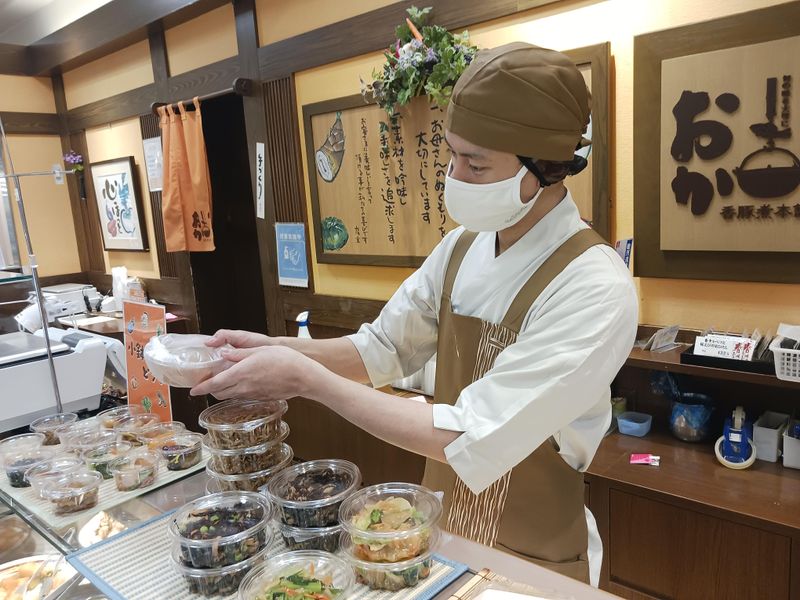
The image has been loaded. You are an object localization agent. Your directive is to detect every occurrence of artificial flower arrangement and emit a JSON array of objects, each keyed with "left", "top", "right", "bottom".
[{"left": 361, "top": 6, "right": 478, "bottom": 116}]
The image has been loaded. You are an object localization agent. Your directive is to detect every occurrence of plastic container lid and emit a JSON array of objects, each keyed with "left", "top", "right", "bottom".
[
  {"left": 42, "top": 470, "right": 102, "bottom": 500},
  {"left": 30, "top": 413, "right": 78, "bottom": 444},
  {"left": 199, "top": 399, "right": 288, "bottom": 434},
  {"left": 169, "top": 491, "right": 272, "bottom": 550},
  {"left": 137, "top": 421, "right": 186, "bottom": 446},
  {"left": 25, "top": 455, "right": 84, "bottom": 496},
  {"left": 264, "top": 459, "right": 361, "bottom": 510},
  {"left": 97, "top": 405, "right": 145, "bottom": 429},
  {"left": 207, "top": 444, "right": 293, "bottom": 483},
  {"left": 82, "top": 442, "right": 133, "bottom": 464},
  {"left": 276, "top": 520, "right": 343, "bottom": 545},
  {"left": 238, "top": 550, "right": 354, "bottom": 600},
  {"left": 0, "top": 433, "right": 45, "bottom": 457},
  {"left": 144, "top": 334, "right": 231, "bottom": 388},
  {"left": 338, "top": 482, "right": 443, "bottom": 544},
  {"left": 202, "top": 421, "right": 290, "bottom": 457},
  {"left": 56, "top": 419, "right": 100, "bottom": 446},
  {"left": 67, "top": 430, "right": 119, "bottom": 455}
]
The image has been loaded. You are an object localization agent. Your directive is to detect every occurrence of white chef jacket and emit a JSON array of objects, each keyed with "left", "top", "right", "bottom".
[{"left": 348, "top": 192, "right": 638, "bottom": 586}]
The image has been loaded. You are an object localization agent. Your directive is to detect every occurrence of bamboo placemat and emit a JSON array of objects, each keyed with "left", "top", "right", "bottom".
[{"left": 446, "top": 568, "right": 577, "bottom": 600}]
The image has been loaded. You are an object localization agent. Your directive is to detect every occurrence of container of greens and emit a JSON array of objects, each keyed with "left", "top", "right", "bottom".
[
  {"left": 338, "top": 482, "right": 442, "bottom": 563},
  {"left": 206, "top": 444, "right": 293, "bottom": 492},
  {"left": 202, "top": 421, "right": 289, "bottom": 475},
  {"left": 199, "top": 399, "right": 287, "bottom": 449},
  {"left": 82, "top": 442, "right": 132, "bottom": 479},
  {"left": 171, "top": 544, "right": 269, "bottom": 597},
  {"left": 3, "top": 448, "right": 55, "bottom": 488},
  {"left": 237, "top": 550, "right": 354, "bottom": 600},
  {"left": 169, "top": 491, "right": 272, "bottom": 569},
  {"left": 264, "top": 459, "right": 361, "bottom": 528}
]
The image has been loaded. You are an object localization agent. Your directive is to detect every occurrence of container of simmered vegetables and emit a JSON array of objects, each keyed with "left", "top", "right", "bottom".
[
  {"left": 108, "top": 451, "right": 160, "bottom": 492},
  {"left": 338, "top": 483, "right": 442, "bottom": 563},
  {"left": 29, "top": 413, "right": 78, "bottom": 445},
  {"left": 42, "top": 470, "right": 102, "bottom": 515},
  {"left": 206, "top": 444, "right": 293, "bottom": 492},
  {"left": 238, "top": 550, "right": 354, "bottom": 600},
  {"left": 114, "top": 413, "right": 161, "bottom": 445},
  {"left": 340, "top": 533, "right": 436, "bottom": 592},
  {"left": 82, "top": 442, "right": 132, "bottom": 479},
  {"left": 136, "top": 421, "right": 186, "bottom": 450},
  {"left": 169, "top": 491, "right": 272, "bottom": 569},
  {"left": 202, "top": 421, "right": 289, "bottom": 475},
  {"left": 265, "top": 459, "right": 361, "bottom": 528},
  {"left": 158, "top": 432, "right": 203, "bottom": 471},
  {"left": 3, "top": 448, "right": 54, "bottom": 488},
  {"left": 199, "top": 399, "right": 287, "bottom": 449},
  {"left": 25, "top": 455, "right": 84, "bottom": 498},
  {"left": 172, "top": 544, "right": 269, "bottom": 597},
  {"left": 97, "top": 404, "right": 145, "bottom": 429},
  {"left": 277, "top": 521, "right": 343, "bottom": 553}
]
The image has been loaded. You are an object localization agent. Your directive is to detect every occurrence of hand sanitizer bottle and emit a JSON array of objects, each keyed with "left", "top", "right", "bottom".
[{"left": 296, "top": 311, "right": 312, "bottom": 339}]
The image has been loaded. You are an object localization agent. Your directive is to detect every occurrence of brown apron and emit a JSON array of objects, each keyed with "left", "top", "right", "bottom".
[{"left": 422, "top": 227, "right": 607, "bottom": 583}]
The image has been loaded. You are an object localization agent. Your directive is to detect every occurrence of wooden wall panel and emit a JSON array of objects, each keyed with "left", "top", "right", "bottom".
[{"left": 264, "top": 77, "right": 304, "bottom": 223}]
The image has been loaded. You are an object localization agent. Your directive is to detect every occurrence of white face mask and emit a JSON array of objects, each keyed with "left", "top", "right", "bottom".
[{"left": 444, "top": 163, "right": 544, "bottom": 232}]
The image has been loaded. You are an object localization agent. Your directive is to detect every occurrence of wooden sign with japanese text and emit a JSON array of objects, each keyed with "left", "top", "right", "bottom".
[
  {"left": 305, "top": 95, "right": 458, "bottom": 267},
  {"left": 660, "top": 35, "right": 800, "bottom": 252},
  {"left": 123, "top": 301, "right": 172, "bottom": 421}
]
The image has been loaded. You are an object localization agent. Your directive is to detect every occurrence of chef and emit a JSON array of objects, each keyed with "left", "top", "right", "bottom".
[{"left": 191, "top": 42, "right": 638, "bottom": 586}]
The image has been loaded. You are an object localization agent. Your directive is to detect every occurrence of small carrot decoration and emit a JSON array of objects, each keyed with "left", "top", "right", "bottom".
[{"left": 406, "top": 17, "right": 424, "bottom": 42}]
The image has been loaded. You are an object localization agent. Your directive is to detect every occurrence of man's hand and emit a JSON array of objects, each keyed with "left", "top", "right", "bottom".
[
  {"left": 189, "top": 345, "right": 323, "bottom": 400},
  {"left": 206, "top": 329, "right": 271, "bottom": 349}
]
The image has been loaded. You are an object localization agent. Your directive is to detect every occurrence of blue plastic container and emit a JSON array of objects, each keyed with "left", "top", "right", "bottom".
[{"left": 617, "top": 411, "right": 653, "bottom": 437}]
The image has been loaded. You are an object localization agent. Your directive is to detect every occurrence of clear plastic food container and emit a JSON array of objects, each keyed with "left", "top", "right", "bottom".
[
  {"left": 338, "top": 482, "right": 442, "bottom": 563},
  {"left": 137, "top": 421, "right": 186, "bottom": 450},
  {"left": 199, "top": 399, "right": 287, "bottom": 449},
  {"left": 97, "top": 405, "right": 145, "bottom": 429},
  {"left": 207, "top": 444, "right": 292, "bottom": 492},
  {"left": 238, "top": 550, "right": 354, "bottom": 600},
  {"left": 114, "top": 413, "right": 161, "bottom": 445},
  {"left": 64, "top": 430, "right": 118, "bottom": 456},
  {"left": 144, "top": 334, "right": 231, "bottom": 388},
  {"left": 202, "top": 421, "right": 289, "bottom": 475},
  {"left": 56, "top": 419, "right": 100, "bottom": 447},
  {"left": 0, "top": 433, "right": 45, "bottom": 459},
  {"left": 25, "top": 455, "right": 84, "bottom": 498},
  {"left": 43, "top": 470, "right": 102, "bottom": 515},
  {"left": 29, "top": 413, "right": 78, "bottom": 445},
  {"left": 82, "top": 442, "right": 133, "bottom": 479},
  {"left": 108, "top": 451, "right": 160, "bottom": 492},
  {"left": 3, "top": 448, "right": 55, "bottom": 488},
  {"left": 158, "top": 432, "right": 203, "bottom": 471},
  {"left": 171, "top": 544, "right": 268, "bottom": 597},
  {"left": 341, "top": 537, "right": 435, "bottom": 592},
  {"left": 265, "top": 459, "right": 361, "bottom": 528},
  {"left": 169, "top": 491, "right": 272, "bottom": 569},
  {"left": 277, "top": 521, "right": 342, "bottom": 553}
]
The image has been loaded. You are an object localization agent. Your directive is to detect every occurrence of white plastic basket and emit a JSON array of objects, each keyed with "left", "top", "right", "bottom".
[{"left": 770, "top": 336, "right": 800, "bottom": 382}]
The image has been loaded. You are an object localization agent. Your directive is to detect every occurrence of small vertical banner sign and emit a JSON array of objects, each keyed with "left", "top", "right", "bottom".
[
  {"left": 123, "top": 300, "right": 172, "bottom": 421},
  {"left": 256, "top": 142, "right": 265, "bottom": 220},
  {"left": 275, "top": 223, "right": 309, "bottom": 287}
]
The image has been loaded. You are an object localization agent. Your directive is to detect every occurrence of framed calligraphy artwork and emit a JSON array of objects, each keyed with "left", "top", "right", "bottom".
[
  {"left": 89, "top": 156, "right": 148, "bottom": 251},
  {"left": 634, "top": 2, "right": 800, "bottom": 282}
]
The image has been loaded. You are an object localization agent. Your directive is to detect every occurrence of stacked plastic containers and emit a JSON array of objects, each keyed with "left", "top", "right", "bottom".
[
  {"left": 200, "top": 400, "right": 292, "bottom": 492},
  {"left": 169, "top": 491, "right": 273, "bottom": 597},
  {"left": 338, "top": 483, "right": 443, "bottom": 592},
  {"left": 263, "top": 459, "right": 361, "bottom": 554}
]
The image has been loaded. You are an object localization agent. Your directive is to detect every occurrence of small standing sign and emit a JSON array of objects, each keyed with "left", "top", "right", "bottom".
[
  {"left": 123, "top": 300, "right": 172, "bottom": 420},
  {"left": 275, "top": 223, "right": 309, "bottom": 288}
]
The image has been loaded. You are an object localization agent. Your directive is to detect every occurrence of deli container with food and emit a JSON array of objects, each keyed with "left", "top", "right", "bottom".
[
  {"left": 277, "top": 521, "right": 342, "bottom": 553},
  {"left": 97, "top": 405, "right": 145, "bottom": 430},
  {"left": 56, "top": 419, "right": 100, "bottom": 447},
  {"left": 171, "top": 545, "right": 269, "bottom": 597},
  {"left": 29, "top": 413, "right": 78, "bottom": 445},
  {"left": 339, "top": 482, "right": 442, "bottom": 563},
  {"left": 144, "top": 334, "right": 231, "bottom": 388},
  {"left": 65, "top": 429, "right": 118, "bottom": 456},
  {"left": 114, "top": 413, "right": 161, "bottom": 445},
  {"left": 0, "top": 433, "right": 44, "bottom": 459},
  {"left": 199, "top": 399, "right": 287, "bottom": 449},
  {"left": 207, "top": 444, "right": 293, "bottom": 492},
  {"left": 202, "top": 421, "right": 289, "bottom": 475},
  {"left": 25, "top": 455, "right": 84, "bottom": 498},
  {"left": 341, "top": 534, "right": 436, "bottom": 592},
  {"left": 238, "top": 550, "right": 354, "bottom": 600},
  {"left": 82, "top": 442, "right": 132, "bottom": 479},
  {"left": 265, "top": 459, "right": 361, "bottom": 528},
  {"left": 137, "top": 421, "right": 186, "bottom": 450},
  {"left": 158, "top": 432, "right": 203, "bottom": 471},
  {"left": 3, "top": 447, "right": 55, "bottom": 488},
  {"left": 42, "top": 470, "right": 102, "bottom": 515},
  {"left": 108, "top": 451, "right": 160, "bottom": 492},
  {"left": 169, "top": 491, "right": 272, "bottom": 569}
]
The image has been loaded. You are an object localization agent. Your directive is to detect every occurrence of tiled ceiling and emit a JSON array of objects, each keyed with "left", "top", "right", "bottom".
[{"left": 0, "top": 0, "right": 114, "bottom": 45}]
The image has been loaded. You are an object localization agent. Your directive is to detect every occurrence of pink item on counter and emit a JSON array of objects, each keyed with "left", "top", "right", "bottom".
[{"left": 630, "top": 453, "right": 661, "bottom": 466}]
